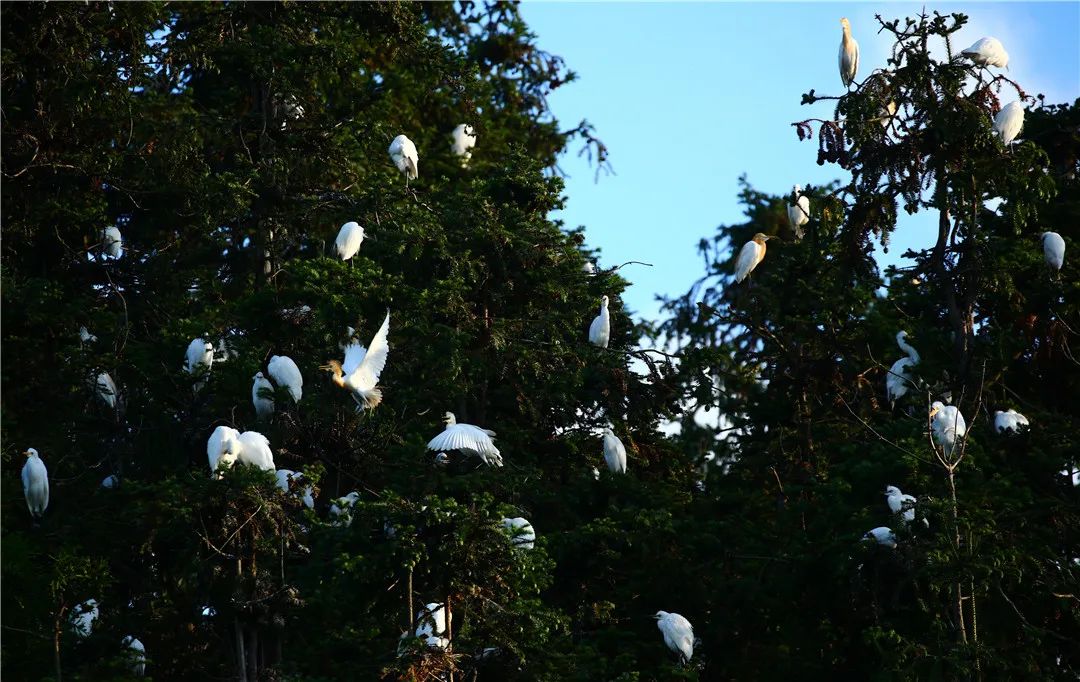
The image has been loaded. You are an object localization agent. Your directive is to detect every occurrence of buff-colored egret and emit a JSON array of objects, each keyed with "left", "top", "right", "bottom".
[
  {"left": 450, "top": 124, "right": 477, "bottom": 165},
  {"left": 207, "top": 425, "right": 241, "bottom": 475},
  {"left": 602, "top": 427, "right": 628, "bottom": 474},
  {"left": 276, "top": 469, "right": 314, "bottom": 509},
  {"left": 21, "top": 448, "right": 49, "bottom": 518},
  {"left": 653, "top": 611, "right": 694, "bottom": 663},
  {"left": 961, "top": 37, "right": 1009, "bottom": 68},
  {"left": 839, "top": 18, "right": 860, "bottom": 88},
  {"left": 930, "top": 401, "right": 967, "bottom": 454},
  {"left": 321, "top": 310, "right": 390, "bottom": 411},
  {"left": 252, "top": 372, "right": 275, "bottom": 420},
  {"left": 236, "top": 431, "right": 275, "bottom": 471},
  {"left": 389, "top": 134, "right": 419, "bottom": 184},
  {"left": 993, "top": 102, "right": 1025, "bottom": 145},
  {"left": 122, "top": 635, "right": 145, "bottom": 676},
  {"left": 268, "top": 355, "right": 303, "bottom": 402},
  {"left": 427, "top": 412, "right": 502, "bottom": 467},
  {"left": 102, "top": 226, "right": 124, "bottom": 259},
  {"left": 1042, "top": 231, "right": 1065, "bottom": 270},
  {"left": 80, "top": 326, "right": 97, "bottom": 343},
  {"left": 994, "top": 408, "right": 1030, "bottom": 434},
  {"left": 865, "top": 526, "right": 897, "bottom": 548},
  {"left": 885, "top": 485, "right": 917, "bottom": 524},
  {"left": 885, "top": 331, "right": 920, "bottom": 408},
  {"left": 588, "top": 295, "right": 610, "bottom": 348},
  {"left": 501, "top": 517, "right": 535, "bottom": 550},
  {"left": 102, "top": 474, "right": 119, "bottom": 489},
  {"left": 329, "top": 491, "right": 360, "bottom": 527},
  {"left": 335, "top": 221, "right": 366, "bottom": 261},
  {"left": 96, "top": 371, "right": 118, "bottom": 409},
  {"left": 787, "top": 185, "right": 810, "bottom": 239},
  {"left": 71, "top": 599, "right": 99, "bottom": 638},
  {"left": 734, "top": 233, "right": 773, "bottom": 283},
  {"left": 414, "top": 603, "right": 450, "bottom": 650}
]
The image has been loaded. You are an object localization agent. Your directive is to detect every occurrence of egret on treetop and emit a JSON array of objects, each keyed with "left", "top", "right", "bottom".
[
  {"left": 207, "top": 425, "right": 241, "bottom": 475},
  {"left": 993, "top": 102, "right": 1025, "bottom": 145},
  {"left": 236, "top": 431, "right": 275, "bottom": 471},
  {"left": 335, "top": 221, "right": 366, "bottom": 261},
  {"left": 839, "top": 18, "right": 860, "bottom": 87},
  {"left": 71, "top": 599, "right": 99, "bottom": 638},
  {"left": 321, "top": 310, "right": 390, "bottom": 411},
  {"left": 501, "top": 517, "right": 535, "bottom": 550},
  {"left": 276, "top": 469, "right": 315, "bottom": 509},
  {"left": 994, "top": 408, "right": 1030, "bottom": 434},
  {"left": 885, "top": 485, "right": 917, "bottom": 525},
  {"left": 21, "top": 448, "right": 49, "bottom": 518},
  {"left": 582, "top": 260, "right": 597, "bottom": 276},
  {"left": 122, "top": 635, "right": 146, "bottom": 676},
  {"left": 961, "top": 37, "right": 1009, "bottom": 68},
  {"left": 734, "top": 233, "right": 773, "bottom": 283},
  {"left": 427, "top": 412, "right": 503, "bottom": 467},
  {"left": 787, "top": 185, "right": 810, "bottom": 239},
  {"left": 602, "top": 427, "right": 628, "bottom": 474},
  {"left": 589, "top": 295, "right": 611, "bottom": 348},
  {"left": 886, "top": 331, "right": 920, "bottom": 408},
  {"left": 102, "top": 225, "right": 124, "bottom": 259},
  {"left": 450, "top": 124, "right": 477, "bottom": 165},
  {"left": 329, "top": 492, "right": 360, "bottom": 527},
  {"left": 389, "top": 134, "right": 419, "bottom": 184},
  {"left": 653, "top": 611, "right": 694, "bottom": 663},
  {"left": 865, "top": 526, "right": 897, "bottom": 548},
  {"left": 267, "top": 355, "right": 303, "bottom": 402},
  {"left": 95, "top": 371, "right": 118, "bottom": 409},
  {"left": 930, "top": 401, "right": 967, "bottom": 454},
  {"left": 1042, "top": 231, "right": 1065, "bottom": 270},
  {"left": 252, "top": 371, "right": 275, "bottom": 420}
]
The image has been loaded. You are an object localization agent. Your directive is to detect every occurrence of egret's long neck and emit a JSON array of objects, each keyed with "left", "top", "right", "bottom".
[{"left": 898, "top": 339, "right": 919, "bottom": 363}]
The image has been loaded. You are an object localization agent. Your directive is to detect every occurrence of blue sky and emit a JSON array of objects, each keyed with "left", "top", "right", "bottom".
[{"left": 519, "top": 2, "right": 1080, "bottom": 322}]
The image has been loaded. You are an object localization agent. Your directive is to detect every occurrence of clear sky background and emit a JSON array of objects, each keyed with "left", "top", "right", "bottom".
[{"left": 519, "top": 2, "right": 1080, "bottom": 323}]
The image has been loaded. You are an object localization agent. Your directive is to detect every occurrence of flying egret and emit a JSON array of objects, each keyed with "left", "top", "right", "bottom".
[
  {"left": 80, "top": 326, "right": 97, "bottom": 343},
  {"left": 1042, "top": 231, "right": 1065, "bottom": 271},
  {"left": 930, "top": 401, "right": 967, "bottom": 454},
  {"left": 602, "top": 427, "right": 628, "bottom": 474},
  {"left": 276, "top": 469, "right": 315, "bottom": 509},
  {"left": 885, "top": 331, "right": 920, "bottom": 408},
  {"left": 839, "top": 18, "right": 860, "bottom": 88},
  {"left": 329, "top": 492, "right": 360, "bottom": 527},
  {"left": 321, "top": 310, "right": 390, "bottom": 411},
  {"left": 994, "top": 408, "right": 1030, "bottom": 434},
  {"left": 734, "top": 233, "right": 773, "bottom": 283},
  {"left": 184, "top": 338, "right": 213, "bottom": 391},
  {"left": 388, "top": 134, "right": 419, "bottom": 184},
  {"left": 653, "top": 611, "right": 694, "bottom": 663},
  {"left": 588, "top": 295, "right": 611, "bottom": 348},
  {"left": 787, "top": 185, "right": 810, "bottom": 239},
  {"left": 252, "top": 371, "right": 275, "bottom": 420},
  {"left": 427, "top": 412, "right": 502, "bottom": 466},
  {"left": 71, "top": 599, "right": 99, "bottom": 638},
  {"left": 414, "top": 603, "right": 450, "bottom": 650},
  {"left": 335, "top": 221, "right": 366, "bottom": 261},
  {"left": 95, "top": 371, "right": 118, "bottom": 409},
  {"left": 102, "top": 226, "right": 124, "bottom": 259},
  {"left": 993, "top": 102, "right": 1025, "bottom": 145},
  {"left": 450, "top": 124, "right": 477, "bottom": 165},
  {"left": 207, "top": 425, "right": 242, "bottom": 475},
  {"left": 501, "top": 517, "right": 535, "bottom": 550},
  {"left": 236, "top": 431, "right": 275, "bottom": 471},
  {"left": 267, "top": 355, "right": 303, "bottom": 402},
  {"left": 21, "top": 448, "right": 49, "bottom": 518},
  {"left": 961, "top": 37, "right": 1009, "bottom": 68},
  {"left": 865, "top": 526, "right": 897, "bottom": 548},
  {"left": 885, "top": 485, "right": 917, "bottom": 524},
  {"left": 121, "top": 635, "right": 146, "bottom": 676},
  {"left": 101, "top": 474, "right": 119, "bottom": 489}
]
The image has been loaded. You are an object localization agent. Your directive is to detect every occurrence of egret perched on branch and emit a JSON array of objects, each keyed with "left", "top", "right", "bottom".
[
  {"left": 80, "top": 326, "right": 97, "bottom": 343},
  {"left": 787, "top": 185, "right": 810, "bottom": 239},
  {"left": 734, "top": 233, "right": 773, "bottom": 283},
  {"left": 252, "top": 372, "right": 275, "bottom": 420},
  {"left": 994, "top": 409, "right": 1030, "bottom": 434},
  {"left": 236, "top": 431, "right": 275, "bottom": 471},
  {"left": 184, "top": 338, "right": 213, "bottom": 391},
  {"left": 427, "top": 412, "right": 503, "bottom": 466},
  {"left": 450, "top": 124, "right": 477, "bottom": 165},
  {"left": 961, "top": 37, "right": 1009, "bottom": 68},
  {"left": 207, "top": 425, "right": 241, "bottom": 475},
  {"left": 501, "top": 517, "right": 535, "bottom": 550},
  {"left": 276, "top": 469, "right": 315, "bottom": 509},
  {"left": 389, "top": 134, "right": 419, "bottom": 184},
  {"left": 102, "top": 225, "right": 124, "bottom": 259},
  {"left": 993, "top": 102, "right": 1025, "bottom": 145},
  {"left": 602, "top": 427, "right": 628, "bottom": 474},
  {"left": 321, "top": 310, "right": 390, "bottom": 411},
  {"left": 839, "top": 18, "right": 859, "bottom": 87},
  {"left": 21, "top": 448, "right": 49, "bottom": 518},
  {"left": 582, "top": 260, "right": 597, "bottom": 276},
  {"left": 880, "top": 100, "right": 898, "bottom": 130},
  {"left": 329, "top": 492, "right": 360, "bottom": 527},
  {"left": 588, "top": 296, "right": 611, "bottom": 348},
  {"left": 335, "top": 221, "right": 366, "bottom": 261},
  {"left": 1042, "top": 231, "right": 1065, "bottom": 271},
  {"left": 864, "top": 526, "right": 897, "bottom": 548},
  {"left": 930, "top": 401, "right": 967, "bottom": 454},
  {"left": 653, "top": 611, "right": 694, "bottom": 663},
  {"left": 885, "top": 485, "right": 917, "bottom": 525},
  {"left": 267, "top": 355, "right": 303, "bottom": 402},
  {"left": 101, "top": 474, "right": 119, "bottom": 489},
  {"left": 413, "top": 603, "right": 451, "bottom": 650},
  {"left": 95, "top": 371, "right": 118, "bottom": 409},
  {"left": 885, "top": 331, "right": 920, "bottom": 408},
  {"left": 121, "top": 635, "right": 145, "bottom": 676},
  {"left": 71, "top": 599, "right": 99, "bottom": 638}
]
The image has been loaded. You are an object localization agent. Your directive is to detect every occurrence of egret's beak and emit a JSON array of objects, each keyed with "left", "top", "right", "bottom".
[
  {"left": 23, "top": 450, "right": 31, "bottom": 457},
  {"left": 366, "top": 233, "right": 377, "bottom": 242}
]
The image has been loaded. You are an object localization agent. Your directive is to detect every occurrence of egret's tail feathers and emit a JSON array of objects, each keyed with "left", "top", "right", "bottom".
[{"left": 360, "top": 387, "right": 383, "bottom": 410}]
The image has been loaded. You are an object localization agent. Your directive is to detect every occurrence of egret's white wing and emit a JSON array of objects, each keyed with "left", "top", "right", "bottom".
[
  {"left": 336, "top": 222, "right": 364, "bottom": 260},
  {"left": 733, "top": 240, "right": 760, "bottom": 282},
  {"left": 347, "top": 310, "right": 390, "bottom": 390},
  {"left": 268, "top": 355, "right": 303, "bottom": 402},
  {"left": 428, "top": 424, "right": 500, "bottom": 458},
  {"left": 664, "top": 613, "right": 694, "bottom": 659},
  {"left": 237, "top": 431, "right": 275, "bottom": 471}
]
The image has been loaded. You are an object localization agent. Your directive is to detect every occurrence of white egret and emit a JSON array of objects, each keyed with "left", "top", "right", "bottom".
[
  {"left": 71, "top": 599, "right": 99, "bottom": 638},
  {"left": 267, "top": 355, "right": 303, "bottom": 402},
  {"left": 588, "top": 295, "right": 611, "bottom": 348},
  {"left": 21, "top": 448, "right": 49, "bottom": 518},
  {"left": 602, "top": 427, "right": 628, "bottom": 474},
  {"left": 335, "top": 221, "right": 366, "bottom": 261},
  {"left": 653, "top": 611, "right": 694, "bottom": 663},
  {"left": 885, "top": 331, "right": 920, "bottom": 408},
  {"left": 252, "top": 371, "right": 275, "bottom": 420},
  {"left": 961, "top": 37, "right": 1009, "bottom": 68},
  {"left": 101, "top": 474, "right": 119, "bottom": 489},
  {"left": 339, "top": 325, "right": 358, "bottom": 352},
  {"left": 1042, "top": 231, "right": 1065, "bottom": 271},
  {"left": 207, "top": 425, "right": 242, "bottom": 475},
  {"left": 994, "top": 408, "right": 1030, "bottom": 434},
  {"left": 388, "top": 134, "right": 419, "bottom": 183},
  {"left": 787, "top": 185, "right": 810, "bottom": 239},
  {"left": 184, "top": 338, "right": 213, "bottom": 391},
  {"left": 95, "top": 371, "right": 118, "bottom": 409},
  {"left": 102, "top": 225, "right": 124, "bottom": 259},
  {"left": 121, "top": 635, "right": 146, "bottom": 676},
  {"left": 501, "top": 517, "right": 535, "bottom": 550},
  {"left": 865, "top": 526, "right": 897, "bottom": 548},
  {"left": 734, "top": 233, "right": 773, "bottom": 283},
  {"left": 993, "top": 102, "right": 1025, "bottom": 145},
  {"left": 236, "top": 431, "right": 275, "bottom": 471},
  {"left": 930, "top": 401, "right": 967, "bottom": 454},
  {"left": 79, "top": 326, "right": 97, "bottom": 343},
  {"left": 885, "top": 485, "right": 917, "bottom": 524},
  {"left": 414, "top": 602, "right": 450, "bottom": 650},
  {"left": 427, "top": 412, "right": 502, "bottom": 467},
  {"left": 329, "top": 491, "right": 360, "bottom": 527},
  {"left": 276, "top": 469, "right": 314, "bottom": 509},
  {"left": 450, "top": 123, "right": 477, "bottom": 165},
  {"left": 321, "top": 310, "right": 390, "bottom": 411},
  {"left": 880, "top": 100, "right": 898, "bottom": 130},
  {"left": 583, "top": 260, "right": 597, "bottom": 276},
  {"left": 839, "top": 18, "right": 860, "bottom": 88}
]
